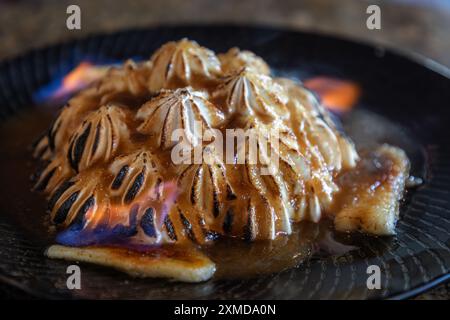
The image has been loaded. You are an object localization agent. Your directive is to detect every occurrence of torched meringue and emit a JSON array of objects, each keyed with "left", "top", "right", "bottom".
[
  {"left": 136, "top": 88, "right": 225, "bottom": 149},
  {"left": 67, "top": 105, "right": 129, "bottom": 171},
  {"left": 212, "top": 69, "right": 289, "bottom": 121},
  {"left": 218, "top": 47, "right": 271, "bottom": 75},
  {"left": 148, "top": 39, "right": 222, "bottom": 92},
  {"left": 34, "top": 39, "right": 361, "bottom": 246}
]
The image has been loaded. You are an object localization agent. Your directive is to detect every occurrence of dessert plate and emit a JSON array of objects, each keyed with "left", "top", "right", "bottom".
[{"left": 0, "top": 25, "right": 449, "bottom": 299}]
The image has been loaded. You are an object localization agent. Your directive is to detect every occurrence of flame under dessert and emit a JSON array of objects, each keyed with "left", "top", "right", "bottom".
[{"left": 33, "top": 39, "right": 410, "bottom": 282}]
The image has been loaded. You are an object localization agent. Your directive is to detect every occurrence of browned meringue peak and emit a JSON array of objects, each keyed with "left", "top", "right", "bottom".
[
  {"left": 33, "top": 89, "right": 106, "bottom": 161},
  {"left": 173, "top": 118, "right": 335, "bottom": 241},
  {"left": 136, "top": 87, "right": 225, "bottom": 150},
  {"left": 175, "top": 143, "right": 229, "bottom": 226},
  {"left": 33, "top": 155, "right": 74, "bottom": 194},
  {"left": 96, "top": 60, "right": 153, "bottom": 105},
  {"left": 148, "top": 39, "right": 222, "bottom": 92},
  {"left": 237, "top": 119, "right": 339, "bottom": 224},
  {"left": 212, "top": 68, "right": 290, "bottom": 121},
  {"left": 108, "top": 149, "right": 163, "bottom": 205},
  {"left": 35, "top": 62, "right": 150, "bottom": 164},
  {"left": 48, "top": 169, "right": 105, "bottom": 228},
  {"left": 174, "top": 142, "right": 289, "bottom": 241},
  {"left": 67, "top": 105, "right": 130, "bottom": 172},
  {"left": 218, "top": 47, "right": 270, "bottom": 75},
  {"left": 46, "top": 149, "right": 163, "bottom": 229},
  {"left": 242, "top": 119, "right": 309, "bottom": 177},
  {"left": 278, "top": 78, "right": 359, "bottom": 172},
  {"left": 34, "top": 105, "right": 131, "bottom": 209},
  {"left": 33, "top": 134, "right": 53, "bottom": 161}
]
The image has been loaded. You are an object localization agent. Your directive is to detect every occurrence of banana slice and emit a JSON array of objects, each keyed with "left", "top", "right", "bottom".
[
  {"left": 334, "top": 145, "right": 410, "bottom": 235},
  {"left": 46, "top": 244, "right": 216, "bottom": 282}
]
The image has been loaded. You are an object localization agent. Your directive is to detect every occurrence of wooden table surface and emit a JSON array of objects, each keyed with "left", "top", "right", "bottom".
[{"left": 0, "top": 0, "right": 448, "bottom": 299}]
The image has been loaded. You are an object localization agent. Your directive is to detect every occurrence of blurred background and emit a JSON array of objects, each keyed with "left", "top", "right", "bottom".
[
  {"left": 0, "top": 0, "right": 449, "bottom": 67},
  {"left": 0, "top": 0, "right": 448, "bottom": 299}
]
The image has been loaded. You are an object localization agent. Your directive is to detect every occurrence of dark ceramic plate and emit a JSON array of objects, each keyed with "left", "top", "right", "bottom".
[{"left": 0, "top": 25, "right": 449, "bottom": 299}]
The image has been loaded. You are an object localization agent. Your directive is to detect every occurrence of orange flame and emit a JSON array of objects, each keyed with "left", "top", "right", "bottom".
[
  {"left": 56, "top": 181, "right": 179, "bottom": 246},
  {"left": 84, "top": 181, "right": 178, "bottom": 230},
  {"left": 304, "top": 77, "right": 361, "bottom": 112},
  {"left": 52, "top": 62, "right": 109, "bottom": 99}
]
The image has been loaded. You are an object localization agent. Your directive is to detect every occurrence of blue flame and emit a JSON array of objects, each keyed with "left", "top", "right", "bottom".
[
  {"left": 33, "top": 55, "right": 143, "bottom": 105},
  {"left": 56, "top": 204, "right": 140, "bottom": 246}
]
